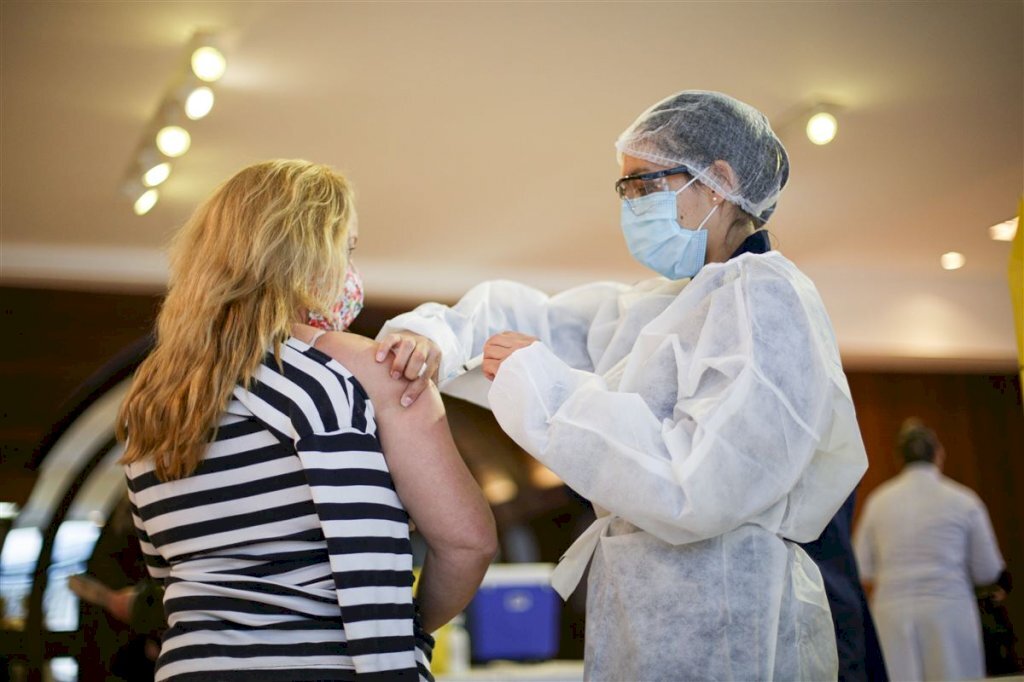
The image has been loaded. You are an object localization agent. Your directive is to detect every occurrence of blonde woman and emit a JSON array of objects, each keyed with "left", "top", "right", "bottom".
[{"left": 118, "top": 160, "right": 496, "bottom": 682}]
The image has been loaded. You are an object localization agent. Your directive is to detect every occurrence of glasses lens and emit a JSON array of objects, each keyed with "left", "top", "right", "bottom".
[
  {"left": 617, "top": 176, "right": 673, "bottom": 215},
  {"left": 618, "top": 176, "right": 671, "bottom": 199}
]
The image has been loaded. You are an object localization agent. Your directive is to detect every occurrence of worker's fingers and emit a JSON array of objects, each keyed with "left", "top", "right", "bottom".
[
  {"left": 483, "top": 339, "right": 514, "bottom": 362},
  {"left": 400, "top": 375, "right": 432, "bottom": 407},
  {"left": 401, "top": 339, "right": 435, "bottom": 381},
  {"left": 388, "top": 337, "right": 417, "bottom": 379},
  {"left": 425, "top": 350, "right": 441, "bottom": 383},
  {"left": 486, "top": 331, "right": 539, "bottom": 350},
  {"left": 481, "top": 332, "right": 541, "bottom": 382},
  {"left": 482, "top": 357, "right": 499, "bottom": 381},
  {"left": 375, "top": 334, "right": 403, "bottom": 363}
]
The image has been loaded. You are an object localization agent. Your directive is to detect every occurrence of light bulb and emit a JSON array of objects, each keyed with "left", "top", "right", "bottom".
[
  {"left": 133, "top": 188, "right": 159, "bottom": 216},
  {"left": 989, "top": 218, "right": 1018, "bottom": 242},
  {"left": 480, "top": 470, "right": 518, "bottom": 505},
  {"left": 529, "top": 461, "right": 563, "bottom": 489},
  {"left": 142, "top": 161, "right": 171, "bottom": 187},
  {"left": 940, "top": 252, "right": 965, "bottom": 270},
  {"left": 806, "top": 111, "right": 838, "bottom": 145},
  {"left": 191, "top": 46, "right": 226, "bottom": 82},
  {"left": 184, "top": 86, "right": 215, "bottom": 120},
  {"left": 156, "top": 125, "right": 191, "bottom": 157}
]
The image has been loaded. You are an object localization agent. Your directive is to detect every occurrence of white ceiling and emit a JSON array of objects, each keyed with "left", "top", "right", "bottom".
[{"left": 1, "top": 1, "right": 1021, "bottom": 370}]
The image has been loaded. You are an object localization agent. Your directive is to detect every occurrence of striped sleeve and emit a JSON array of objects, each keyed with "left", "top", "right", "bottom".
[
  {"left": 125, "top": 467, "right": 172, "bottom": 582},
  {"left": 236, "top": 343, "right": 429, "bottom": 680}
]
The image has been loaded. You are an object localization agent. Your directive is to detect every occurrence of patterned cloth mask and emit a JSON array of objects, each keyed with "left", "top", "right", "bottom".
[{"left": 307, "top": 263, "right": 364, "bottom": 331}]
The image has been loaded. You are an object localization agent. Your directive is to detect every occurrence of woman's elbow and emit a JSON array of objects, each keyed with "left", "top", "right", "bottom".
[
  {"left": 464, "top": 510, "right": 499, "bottom": 562},
  {"left": 435, "top": 511, "right": 499, "bottom": 563}
]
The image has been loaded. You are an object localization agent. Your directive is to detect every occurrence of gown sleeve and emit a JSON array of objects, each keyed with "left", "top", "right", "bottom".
[
  {"left": 377, "top": 279, "right": 629, "bottom": 381},
  {"left": 487, "top": 262, "right": 865, "bottom": 545}
]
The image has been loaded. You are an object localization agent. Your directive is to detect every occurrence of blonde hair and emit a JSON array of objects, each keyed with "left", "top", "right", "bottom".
[{"left": 118, "top": 159, "right": 355, "bottom": 481}]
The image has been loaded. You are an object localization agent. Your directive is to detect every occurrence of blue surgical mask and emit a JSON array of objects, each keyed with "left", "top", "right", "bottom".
[{"left": 620, "top": 177, "right": 719, "bottom": 280}]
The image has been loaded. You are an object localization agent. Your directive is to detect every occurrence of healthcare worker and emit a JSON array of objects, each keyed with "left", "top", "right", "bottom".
[
  {"left": 378, "top": 90, "right": 870, "bottom": 680},
  {"left": 854, "top": 420, "right": 1006, "bottom": 681}
]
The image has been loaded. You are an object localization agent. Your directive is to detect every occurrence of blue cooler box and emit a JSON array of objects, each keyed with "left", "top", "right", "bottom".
[{"left": 466, "top": 563, "right": 559, "bottom": 661}]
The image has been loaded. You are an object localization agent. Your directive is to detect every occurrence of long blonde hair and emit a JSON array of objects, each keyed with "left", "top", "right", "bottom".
[{"left": 118, "top": 160, "right": 355, "bottom": 480}]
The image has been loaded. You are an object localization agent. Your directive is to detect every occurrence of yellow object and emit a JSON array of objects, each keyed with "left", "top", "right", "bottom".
[
  {"left": 410, "top": 567, "right": 465, "bottom": 674},
  {"left": 1010, "top": 197, "right": 1024, "bottom": 396},
  {"left": 431, "top": 620, "right": 454, "bottom": 674}
]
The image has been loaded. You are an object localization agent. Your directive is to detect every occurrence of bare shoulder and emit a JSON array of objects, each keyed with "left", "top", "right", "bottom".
[
  {"left": 315, "top": 331, "right": 412, "bottom": 412},
  {"left": 305, "top": 327, "right": 446, "bottom": 417}
]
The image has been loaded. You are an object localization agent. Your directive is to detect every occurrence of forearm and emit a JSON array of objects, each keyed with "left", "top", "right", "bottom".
[{"left": 416, "top": 545, "right": 493, "bottom": 633}]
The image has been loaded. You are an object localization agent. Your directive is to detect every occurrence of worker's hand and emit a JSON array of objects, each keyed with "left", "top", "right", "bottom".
[
  {"left": 375, "top": 331, "right": 442, "bottom": 406},
  {"left": 482, "top": 332, "right": 539, "bottom": 381}
]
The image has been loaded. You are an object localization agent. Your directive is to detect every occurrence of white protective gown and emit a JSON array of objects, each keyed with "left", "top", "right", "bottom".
[
  {"left": 380, "top": 251, "right": 868, "bottom": 681},
  {"left": 853, "top": 463, "right": 1005, "bottom": 681}
]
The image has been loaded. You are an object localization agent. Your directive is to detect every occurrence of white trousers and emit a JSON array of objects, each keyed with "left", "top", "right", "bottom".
[{"left": 872, "top": 597, "right": 984, "bottom": 681}]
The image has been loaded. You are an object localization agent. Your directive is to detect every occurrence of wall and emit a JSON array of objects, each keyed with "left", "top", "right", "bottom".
[{"left": 847, "top": 371, "right": 1024, "bottom": 642}]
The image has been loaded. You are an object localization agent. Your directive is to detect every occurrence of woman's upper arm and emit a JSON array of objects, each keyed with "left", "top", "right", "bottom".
[{"left": 318, "top": 332, "right": 495, "bottom": 551}]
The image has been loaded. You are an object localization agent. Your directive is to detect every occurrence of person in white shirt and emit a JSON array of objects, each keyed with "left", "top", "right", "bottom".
[{"left": 854, "top": 419, "right": 1006, "bottom": 681}]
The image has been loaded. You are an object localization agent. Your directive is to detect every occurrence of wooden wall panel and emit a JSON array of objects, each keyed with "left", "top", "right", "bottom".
[{"left": 847, "top": 371, "right": 1024, "bottom": 639}]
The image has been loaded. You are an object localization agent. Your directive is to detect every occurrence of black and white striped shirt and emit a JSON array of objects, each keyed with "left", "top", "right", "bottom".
[{"left": 126, "top": 336, "right": 432, "bottom": 681}]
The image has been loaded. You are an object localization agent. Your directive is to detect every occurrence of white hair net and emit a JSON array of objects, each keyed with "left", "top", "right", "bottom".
[{"left": 616, "top": 90, "right": 790, "bottom": 224}]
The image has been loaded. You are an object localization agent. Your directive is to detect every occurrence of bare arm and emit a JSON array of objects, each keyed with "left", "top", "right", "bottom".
[{"left": 313, "top": 328, "right": 497, "bottom": 632}]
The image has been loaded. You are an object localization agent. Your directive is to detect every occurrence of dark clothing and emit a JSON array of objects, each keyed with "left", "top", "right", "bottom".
[
  {"left": 731, "top": 230, "right": 889, "bottom": 682},
  {"left": 801, "top": 493, "right": 889, "bottom": 681}
]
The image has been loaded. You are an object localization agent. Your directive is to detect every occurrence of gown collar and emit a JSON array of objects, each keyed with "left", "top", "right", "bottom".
[{"left": 729, "top": 229, "right": 772, "bottom": 259}]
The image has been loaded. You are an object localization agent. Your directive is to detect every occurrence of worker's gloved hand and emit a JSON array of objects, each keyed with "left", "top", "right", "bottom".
[
  {"left": 482, "top": 332, "right": 539, "bottom": 381},
  {"left": 375, "top": 331, "right": 442, "bottom": 406}
]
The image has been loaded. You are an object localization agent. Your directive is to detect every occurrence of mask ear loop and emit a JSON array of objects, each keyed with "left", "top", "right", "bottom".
[
  {"left": 695, "top": 202, "right": 719, "bottom": 230},
  {"left": 676, "top": 173, "right": 720, "bottom": 231}
]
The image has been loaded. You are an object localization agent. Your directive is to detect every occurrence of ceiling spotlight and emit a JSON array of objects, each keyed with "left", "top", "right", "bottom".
[
  {"left": 191, "top": 46, "right": 226, "bottom": 82},
  {"left": 134, "top": 189, "right": 159, "bottom": 215},
  {"left": 184, "top": 86, "right": 215, "bottom": 120},
  {"left": 136, "top": 147, "right": 172, "bottom": 187},
  {"left": 122, "top": 179, "right": 159, "bottom": 215},
  {"left": 940, "top": 251, "right": 966, "bottom": 270},
  {"left": 156, "top": 125, "right": 191, "bottom": 157},
  {"left": 989, "top": 217, "right": 1018, "bottom": 242},
  {"left": 806, "top": 110, "right": 838, "bottom": 145},
  {"left": 142, "top": 161, "right": 171, "bottom": 187}
]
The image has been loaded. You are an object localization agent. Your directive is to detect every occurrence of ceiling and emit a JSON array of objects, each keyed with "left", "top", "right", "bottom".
[{"left": 2, "top": 1, "right": 1022, "bottom": 370}]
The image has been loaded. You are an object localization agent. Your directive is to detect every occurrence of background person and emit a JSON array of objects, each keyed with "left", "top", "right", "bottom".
[
  {"left": 854, "top": 419, "right": 1006, "bottom": 681},
  {"left": 118, "top": 160, "right": 496, "bottom": 681},
  {"left": 376, "top": 90, "right": 870, "bottom": 680}
]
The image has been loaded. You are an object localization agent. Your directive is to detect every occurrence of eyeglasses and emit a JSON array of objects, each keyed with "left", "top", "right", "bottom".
[
  {"left": 615, "top": 164, "right": 694, "bottom": 215},
  {"left": 614, "top": 164, "right": 694, "bottom": 201}
]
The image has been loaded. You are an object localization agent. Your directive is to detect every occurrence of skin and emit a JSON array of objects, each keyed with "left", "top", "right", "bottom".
[{"left": 377, "top": 155, "right": 757, "bottom": 397}]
